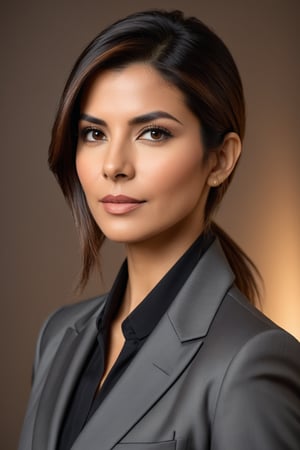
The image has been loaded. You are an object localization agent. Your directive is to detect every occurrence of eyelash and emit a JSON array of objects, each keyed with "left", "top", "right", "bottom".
[
  {"left": 78, "top": 124, "right": 173, "bottom": 143},
  {"left": 79, "top": 127, "right": 105, "bottom": 142},
  {"left": 138, "top": 125, "right": 173, "bottom": 142}
]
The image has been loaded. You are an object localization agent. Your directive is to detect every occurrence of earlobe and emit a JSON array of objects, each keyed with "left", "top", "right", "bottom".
[{"left": 207, "top": 132, "right": 241, "bottom": 187}]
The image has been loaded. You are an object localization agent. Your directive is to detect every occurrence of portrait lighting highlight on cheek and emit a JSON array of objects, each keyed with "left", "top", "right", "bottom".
[{"left": 76, "top": 64, "right": 214, "bottom": 248}]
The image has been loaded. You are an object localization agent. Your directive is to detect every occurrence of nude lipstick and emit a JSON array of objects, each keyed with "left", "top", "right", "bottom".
[{"left": 100, "top": 195, "right": 145, "bottom": 214}]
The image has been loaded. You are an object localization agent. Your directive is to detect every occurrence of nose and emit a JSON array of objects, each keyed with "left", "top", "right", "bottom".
[{"left": 102, "top": 141, "right": 135, "bottom": 181}]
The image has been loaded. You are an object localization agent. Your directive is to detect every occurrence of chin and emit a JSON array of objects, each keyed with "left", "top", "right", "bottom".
[
  {"left": 100, "top": 228, "right": 143, "bottom": 244},
  {"left": 99, "top": 225, "right": 159, "bottom": 245}
]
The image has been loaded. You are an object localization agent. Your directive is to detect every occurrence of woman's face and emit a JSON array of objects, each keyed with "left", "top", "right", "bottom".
[{"left": 76, "top": 64, "right": 214, "bottom": 246}]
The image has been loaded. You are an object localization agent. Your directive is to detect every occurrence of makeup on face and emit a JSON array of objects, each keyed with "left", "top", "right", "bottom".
[{"left": 76, "top": 64, "right": 213, "bottom": 246}]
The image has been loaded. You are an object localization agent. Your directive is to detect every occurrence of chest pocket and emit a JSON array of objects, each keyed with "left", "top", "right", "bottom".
[{"left": 114, "top": 440, "right": 176, "bottom": 449}]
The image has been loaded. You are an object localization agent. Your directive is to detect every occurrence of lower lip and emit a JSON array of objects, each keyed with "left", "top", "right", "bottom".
[{"left": 101, "top": 202, "right": 144, "bottom": 215}]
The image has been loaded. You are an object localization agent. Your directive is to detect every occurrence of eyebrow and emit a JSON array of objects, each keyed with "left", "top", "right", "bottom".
[
  {"left": 80, "top": 113, "right": 106, "bottom": 126},
  {"left": 79, "top": 110, "right": 183, "bottom": 126}
]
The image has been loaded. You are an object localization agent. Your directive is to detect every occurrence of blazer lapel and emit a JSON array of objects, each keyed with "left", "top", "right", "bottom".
[
  {"left": 168, "top": 239, "right": 235, "bottom": 340},
  {"left": 32, "top": 301, "right": 105, "bottom": 450},
  {"left": 71, "top": 314, "right": 203, "bottom": 450},
  {"left": 72, "top": 240, "right": 234, "bottom": 450}
]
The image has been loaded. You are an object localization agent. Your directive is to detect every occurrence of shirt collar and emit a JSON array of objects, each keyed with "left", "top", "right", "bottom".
[{"left": 98, "top": 232, "right": 214, "bottom": 341}]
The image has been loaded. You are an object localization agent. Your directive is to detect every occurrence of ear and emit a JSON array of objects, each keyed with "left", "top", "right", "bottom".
[{"left": 207, "top": 132, "right": 241, "bottom": 187}]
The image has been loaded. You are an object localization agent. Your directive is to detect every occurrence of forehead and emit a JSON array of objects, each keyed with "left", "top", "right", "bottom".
[{"left": 80, "top": 63, "right": 187, "bottom": 116}]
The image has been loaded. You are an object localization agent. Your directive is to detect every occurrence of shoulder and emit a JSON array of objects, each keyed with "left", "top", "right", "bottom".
[
  {"left": 213, "top": 285, "right": 294, "bottom": 340},
  {"left": 42, "top": 295, "right": 106, "bottom": 338},
  {"left": 202, "top": 283, "right": 300, "bottom": 388},
  {"left": 215, "top": 286, "right": 300, "bottom": 371},
  {"left": 204, "top": 285, "right": 300, "bottom": 408},
  {"left": 209, "top": 287, "right": 300, "bottom": 449},
  {"left": 33, "top": 294, "right": 107, "bottom": 374}
]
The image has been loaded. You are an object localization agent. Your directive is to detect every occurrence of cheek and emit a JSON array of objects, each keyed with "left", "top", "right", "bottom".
[
  {"left": 144, "top": 149, "right": 206, "bottom": 197},
  {"left": 75, "top": 152, "right": 99, "bottom": 192}
]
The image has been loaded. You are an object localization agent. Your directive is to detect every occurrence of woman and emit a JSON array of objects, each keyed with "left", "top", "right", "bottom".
[{"left": 19, "top": 10, "right": 300, "bottom": 450}]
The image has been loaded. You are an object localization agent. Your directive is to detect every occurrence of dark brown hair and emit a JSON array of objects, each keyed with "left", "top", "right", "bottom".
[{"left": 49, "top": 9, "right": 262, "bottom": 303}]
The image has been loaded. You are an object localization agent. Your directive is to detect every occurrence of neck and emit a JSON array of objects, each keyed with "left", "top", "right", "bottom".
[{"left": 121, "top": 226, "right": 204, "bottom": 316}]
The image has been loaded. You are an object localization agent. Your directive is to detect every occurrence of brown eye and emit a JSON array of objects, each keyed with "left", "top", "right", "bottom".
[
  {"left": 150, "top": 129, "right": 164, "bottom": 140},
  {"left": 81, "top": 127, "right": 106, "bottom": 142},
  {"left": 139, "top": 126, "right": 172, "bottom": 142}
]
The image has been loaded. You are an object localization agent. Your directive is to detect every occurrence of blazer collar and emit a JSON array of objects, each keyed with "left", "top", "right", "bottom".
[{"left": 33, "top": 239, "right": 234, "bottom": 450}]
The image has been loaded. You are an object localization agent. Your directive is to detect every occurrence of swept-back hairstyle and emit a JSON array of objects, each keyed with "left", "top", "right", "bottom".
[{"left": 49, "top": 9, "right": 261, "bottom": 303}]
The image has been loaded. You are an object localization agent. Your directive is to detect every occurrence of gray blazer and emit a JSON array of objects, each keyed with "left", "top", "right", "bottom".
[{"left": 19, "top": 240, "right": 300, "bottom": 450}]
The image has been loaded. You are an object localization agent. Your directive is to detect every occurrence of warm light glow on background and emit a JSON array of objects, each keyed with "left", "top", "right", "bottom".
[
  {"left": 218, "top": 123, "right": 300, "bottom": 340},
  {"left": 260, "top": 170, "right": 300, "bottom": 340}
]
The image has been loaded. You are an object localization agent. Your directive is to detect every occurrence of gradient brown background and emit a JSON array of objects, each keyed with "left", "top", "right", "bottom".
[{"left": 1, "top": 0, "right": 299, "bottom": 448}]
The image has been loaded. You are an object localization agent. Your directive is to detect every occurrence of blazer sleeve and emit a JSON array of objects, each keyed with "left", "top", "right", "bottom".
[{"left": 211, "top": 329, "right": 300, "bottom": 449}]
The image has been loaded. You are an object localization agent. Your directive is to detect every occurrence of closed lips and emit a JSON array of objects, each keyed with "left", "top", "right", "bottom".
[{"left": 101, "top": 195, "right": 145, "bottom": 203}]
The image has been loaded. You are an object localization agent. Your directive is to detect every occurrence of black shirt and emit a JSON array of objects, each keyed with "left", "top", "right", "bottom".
[{"left": 57, "top": 232, "right": 213, "bottom": 450}]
